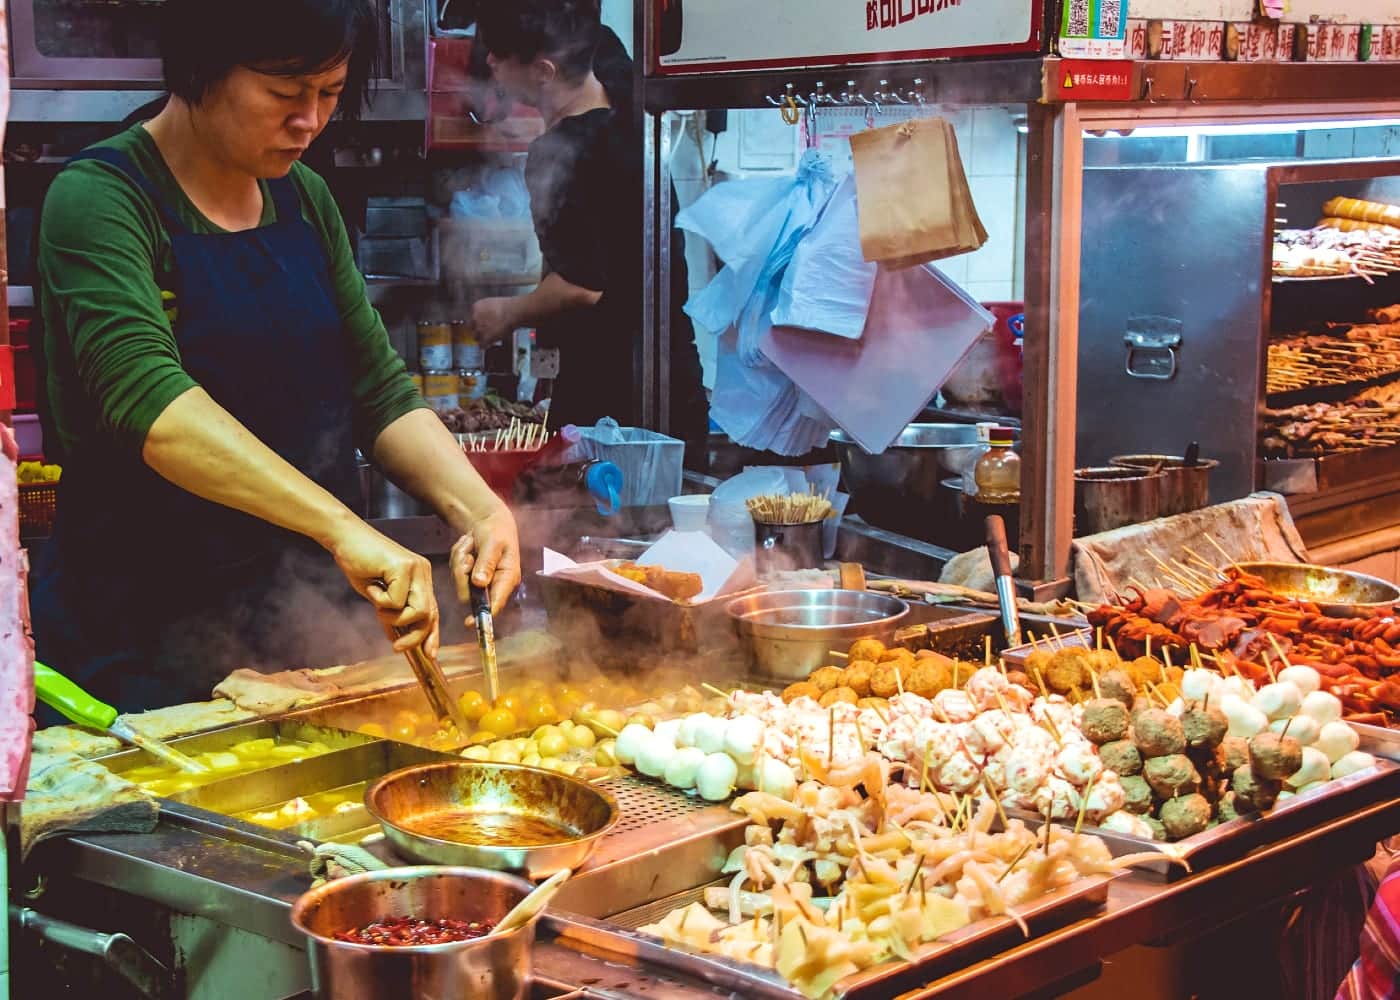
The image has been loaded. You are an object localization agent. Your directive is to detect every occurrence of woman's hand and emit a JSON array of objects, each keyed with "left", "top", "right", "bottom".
[
  {"left": 450, "top": 502, "right": 522, "bottom": 616},
  {"left": 469, "top": 296, "right": 519, "bottom": 345},
  {"left": 328, "top": 519, "right": 440, "bottom": 656}
]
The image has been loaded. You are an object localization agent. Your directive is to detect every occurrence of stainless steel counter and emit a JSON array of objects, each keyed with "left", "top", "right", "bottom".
[{"left": 14, "top": 758, "right": 1400, "bottom": 1000}]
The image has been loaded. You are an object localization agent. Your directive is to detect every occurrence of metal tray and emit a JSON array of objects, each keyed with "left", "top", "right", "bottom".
[
  {"left": 163, "top": 754, "right": 746, "bottom": 918},
  {"left": 157, "top": 736, "right": 453, "bottom": 836},
  {"left": 1057, "top": 727, "right": 1400, "bottom": 882},
  {"left": 97, "top": 718, "right": 377, "bottom": 776},
  {"left": 1260, "top": 441, "right": 1400, "bottom": 495},
  {"left": 547, "top": 872, "right": 1116, "bottom": 1000}
]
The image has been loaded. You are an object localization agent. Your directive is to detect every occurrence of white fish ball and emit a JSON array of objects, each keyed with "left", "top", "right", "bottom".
[
  {"left": 723, "top": 716, "right": 766, "bottom": 765},
  {"left": 1300, "top": 690, "right": 1343, "bottom": 726},
  {"left": 694, "top": 715, "right": 730, "bottom": 755},
  {"left": 1252, "top": 682, "right": 1303, "bottom": 721},
  {"left": 1225, "top": 702, "right": 1269, "bottom": 738},
  {"left": 635, "top": 733, "right": 676, "bottom": 778},
  {"left": 615, "top": 723, "right": 652, "bottom": 766},
  {"left": 664, "top": 747, "right": 707, "bottom": 790},
  {"left": 1181, "top": 669, "right": 1219, "bottom": 703},
  {"left": 1285, "top": 746, "right": 1330, "bottom": 789},
  {"left": 1269, "top": 715, "right": 1319, "bottom": 747},
  {"left": 1221, "top": 676, "right": 1256, "bottom": 701},
  {"left": 1278, "top": 665, "right": 1321, "bottom": 696},
  {"left": 755, "top": 757, "right": 797, "bottom": 800},
  {"left": 1331, "top": 750, "right": 1376, "bottom": 779},
  {"left": 677, "top": 713, "right": 710, "bottom": 749},
  {"left": 1314, "top": 721, "right": 1360, "bottom": 764},
  {"left": 696, "top": 753, "right": 739, "bottom": 802}
]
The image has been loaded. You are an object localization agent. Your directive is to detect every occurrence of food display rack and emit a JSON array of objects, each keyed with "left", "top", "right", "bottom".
[
  {"left": 1074, "top": 157, "right": 1400, "bottom": 546},
  {"left": 12, "top": 630, "right": 1400, "bottom": 1000}
]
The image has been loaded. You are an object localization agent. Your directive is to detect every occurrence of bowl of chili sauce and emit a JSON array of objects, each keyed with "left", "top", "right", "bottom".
[{"left": 292, "top": 866, "right": 536, "bottom": 999}]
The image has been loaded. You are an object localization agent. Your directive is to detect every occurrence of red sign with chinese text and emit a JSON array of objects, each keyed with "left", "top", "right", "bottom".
[
  {"left": 652, "top": 0, "right": 1042, "bottom": 74},
  {"left": 1051, "top": 59, "right": 1134, "bottom": 101}
]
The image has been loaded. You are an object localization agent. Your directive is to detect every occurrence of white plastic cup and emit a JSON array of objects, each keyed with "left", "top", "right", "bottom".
[{"left": 668, "top": 494, "right": 712, "bottom": 532}]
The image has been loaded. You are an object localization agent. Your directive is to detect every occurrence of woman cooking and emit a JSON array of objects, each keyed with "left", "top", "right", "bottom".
[{"left": 32, "top": 0, "right": 520, "bottom": 712}]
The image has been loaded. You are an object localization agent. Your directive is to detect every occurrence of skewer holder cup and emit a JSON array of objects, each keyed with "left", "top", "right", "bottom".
[{"left": 753, "top": 519, "right": 825, "bottom": 579}]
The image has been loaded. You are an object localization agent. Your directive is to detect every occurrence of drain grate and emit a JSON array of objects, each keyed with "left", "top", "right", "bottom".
[{"left": 600, "top": 775, "right": 714, "bottom": 834}]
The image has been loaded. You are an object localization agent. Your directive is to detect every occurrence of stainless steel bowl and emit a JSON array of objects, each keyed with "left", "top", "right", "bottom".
[
  {"left": 726, "top": 589, "right": 910, "bottom": 681},
  {"left": 366, "top": 762, "right": 619, "bottom": 879},
  {"left": 831, "top": 424, "right": 987, "bottom": 497},
  {"left": 1232, "top": 561, "right": 1400, "bottom": 617},
  {"left": 291, "top": 866, "right": 535, "bottom": 1000}
]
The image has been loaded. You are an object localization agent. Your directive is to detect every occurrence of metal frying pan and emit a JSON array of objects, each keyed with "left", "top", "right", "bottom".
[{"left": 365, "top": 761, "right": 619, "bottom": 879}]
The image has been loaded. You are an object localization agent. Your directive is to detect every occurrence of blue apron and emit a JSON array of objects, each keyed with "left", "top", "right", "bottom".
[{"left": 31, "top": 146, "right": 372, "bottom": 713}]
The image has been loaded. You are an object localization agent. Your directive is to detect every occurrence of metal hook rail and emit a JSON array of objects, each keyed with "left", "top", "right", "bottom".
[{"left": 762, "top": 77, "right": 928, "bottom": 117}]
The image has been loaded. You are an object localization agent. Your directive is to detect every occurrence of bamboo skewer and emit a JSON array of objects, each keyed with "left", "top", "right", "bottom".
[
  {"left": 1204, "top": 534, "right": 1241, "bottom": 572},
  {"left": 746, "top": 488, "right": 835, "bottom": 525}
]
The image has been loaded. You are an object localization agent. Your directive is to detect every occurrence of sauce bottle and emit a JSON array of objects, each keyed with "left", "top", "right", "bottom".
[{"left": 973, "top": 427, "right": 1020, "bottom": 504}]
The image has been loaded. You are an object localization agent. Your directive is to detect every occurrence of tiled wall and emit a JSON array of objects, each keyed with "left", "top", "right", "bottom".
[
  {"left": 1303, "top": 124, "right": 1400, "bottom": 159},
  {"left": 937, "top": 106, "right": 1026, "bottom": 305}
]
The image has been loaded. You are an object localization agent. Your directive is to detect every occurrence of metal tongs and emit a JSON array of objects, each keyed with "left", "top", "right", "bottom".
[
  {"left": 375, "top": 578, "right": 470, "bottom": 734},
  {"left": 34, "top": 661, "right": 209, "bottom": 774},
  {"left": 470, "top": 583, "right": 501, "bottom": 703},
  {"left": 984, "top": 514, "right": 1022, "bottom": 648},
  {"left": 395, "top": 631, "right": 470, "bottom": 735}
]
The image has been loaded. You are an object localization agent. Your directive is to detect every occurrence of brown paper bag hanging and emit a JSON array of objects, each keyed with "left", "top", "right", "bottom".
[{"left": 851, "top": 116, "right": 988, "bottom": 268}]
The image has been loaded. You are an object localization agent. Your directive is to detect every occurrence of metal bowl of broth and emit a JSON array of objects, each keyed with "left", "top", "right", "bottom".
[{"left": 365, "top": 762, "right": 619, "bottom": 879}]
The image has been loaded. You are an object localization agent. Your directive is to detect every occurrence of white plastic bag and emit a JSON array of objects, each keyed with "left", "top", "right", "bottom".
[{"left": 771, "top": 176, "right": 875, "bottom": 340}]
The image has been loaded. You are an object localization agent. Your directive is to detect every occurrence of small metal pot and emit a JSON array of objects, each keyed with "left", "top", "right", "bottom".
[
  {"left": 726, "top": 589, "right": 910, "bottom": 681},
  {"left": 1108, "top": 454, "right": 1219, "bottom": 516},
  {"left": 366, "top": 762, "right": 619, "bottom": 879},
  {"left": 291, "top": 866, "right": 535, "bottom": 1000},
  {"left": 1074, "top": 466, "right": 1167, "bottom": 535},
  {"left": 753, "top": 520, "right": 825, "bottom": 579}
]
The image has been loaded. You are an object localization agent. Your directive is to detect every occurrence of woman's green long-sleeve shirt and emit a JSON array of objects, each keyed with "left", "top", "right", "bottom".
[{"left": 38, "top": 124, "right": 425, "bottom": 460}]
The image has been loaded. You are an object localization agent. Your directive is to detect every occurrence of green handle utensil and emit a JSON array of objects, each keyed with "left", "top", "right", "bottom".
[
  {"left": 34, "top": 662, "right": 118, "bottom": 730},
  {"left": 34, "top": 661, "right": 208, "bottom": 774}
]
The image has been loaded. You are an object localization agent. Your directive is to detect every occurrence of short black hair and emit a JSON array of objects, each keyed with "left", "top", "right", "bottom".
[
  {"left": 477, "top": 0, "right": 602, "bottom": 82},
  {"left": 160, "top": 0, "right": 379, "bottom": 122}
]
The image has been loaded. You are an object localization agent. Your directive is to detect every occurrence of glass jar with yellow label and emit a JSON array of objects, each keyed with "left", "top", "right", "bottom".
[
  {"left": 417, "top": 322, "right": 452, "bottom": 372},
  {"left": 451, "top": 320, "right": 483, "bottom": 370},
  {"left": 422, "top": 370, "right": 459, "bottom": 413}
]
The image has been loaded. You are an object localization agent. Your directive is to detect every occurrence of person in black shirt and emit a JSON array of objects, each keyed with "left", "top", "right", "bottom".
[{"left": 469, "top": 1, "right": 707, "bottom": 465}]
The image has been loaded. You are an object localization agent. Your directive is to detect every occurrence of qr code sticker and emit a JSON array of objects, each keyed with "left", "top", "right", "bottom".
[
  {"left": 1099, "top": 0, "right": 1121, "bottom": 37},
  {"left": 1068, "top": 0, "right": 1090, "bottom": 36}
]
